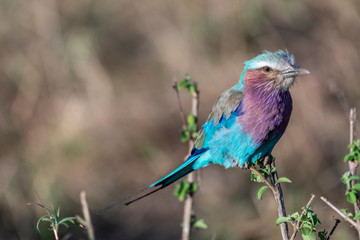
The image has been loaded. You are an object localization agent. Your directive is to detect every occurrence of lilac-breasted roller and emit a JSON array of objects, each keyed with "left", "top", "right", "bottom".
[{"left": 125, "top": 50, "right": 309, "bottom": 205}]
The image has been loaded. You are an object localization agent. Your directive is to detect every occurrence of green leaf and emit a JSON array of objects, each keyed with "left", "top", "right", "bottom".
[
  {"left": 345, "top": 153, "right": 353, "bottom": 162},
  {"left": 57, "top": 207, "right": 60, "bottom": 218},
  {"left": 318, "top": 230, "right": 327, "bottom": 240},
  {"left": 302, "top": 232, "right": 316, "bottom": 240},
  {"left": 289, "top": 212, "right": 299, "bottom": 221},
  {"left": 275, "top": 177, "right": 292, "bottom": 185},
  {"left": 178, "top": 79, "right": 189, "bottom": 90},
  {"left": 349, "top": 176, "right": 360, "bottom": 181},
  {"left": 250, "top": 171, "right": 264, "bottom": 183},
  {"left": 256, "top": 185, "right": 269, "bottom": 200},
  {"left": 340, "top": 209, "right": 347, "bottom": 215},
  {"left": 181, "top": 129, "right": 190, "bottom": 142},
  {"left": 354, "top": 211, "right": 360, "bottom": 220},
  {"left": 36, "top": 215, "right": 50, "bottom": 232},
  {"left": 189, "top": 85, "right": 196, "bottom": 94},
  {"left": 187, "top": 114, "right": 196, "bottom": 125},
  {"left": 58, "top": 217, "right": 76, "bottom": 225},
  {"left": 173, "top": 180, "right": 189, "bottom": 201},
  {"left": 301, "top": 226, "right": 311, "bottom": 236},
  {"left": 193, "top": 218, "right": 208, "bottom": 229},
  {"left": 346, "top": 191, "right": 357, "bottom": 204},
  {"left": 353, "top": 183, "right": 360, "bottom": 191},
  {"left": 188, "top": 183, "right": 198, "bottom": 194},
  {"left": 341, "top": 171, "right": 351, "bottom": 183},
  {"left": 276, "top": 216, "right": 290, "bottom": 225}
]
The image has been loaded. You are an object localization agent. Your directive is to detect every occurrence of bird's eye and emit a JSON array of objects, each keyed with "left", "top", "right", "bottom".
[{"left": 263, "top": 66, "right": 272, "bottom": 72}]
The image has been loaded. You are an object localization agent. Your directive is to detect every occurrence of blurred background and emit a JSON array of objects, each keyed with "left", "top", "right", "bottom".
[{"left": 0, "top": 0, "right": 359, "bottom": 239}]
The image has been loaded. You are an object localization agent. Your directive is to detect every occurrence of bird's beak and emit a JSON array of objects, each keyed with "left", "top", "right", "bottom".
[{"left": 283, "top": 66, "right": 310, "bottom": 78}]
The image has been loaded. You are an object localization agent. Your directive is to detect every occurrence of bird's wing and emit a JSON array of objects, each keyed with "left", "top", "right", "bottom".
[{"left": 194, "top": 88, "right": 244, "bottom": 149}]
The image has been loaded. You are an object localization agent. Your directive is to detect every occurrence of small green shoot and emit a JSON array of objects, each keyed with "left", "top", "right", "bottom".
[
  {"left": 28, "top": 202, "right": 78, "bottom": 239},
  {"left": 276, "top": 207, "right": 321, "bottom": 240},
  {"left": 250, "top": 164, "right": 291, "bottom": 201},
  {"left": 181, "top": 114, "right": 198, "bottom": 142},
  {"left": 178, "top": 74, "right": 197, "bottom": 94},
  {"left": 344, "top": 140, "right": 360, "bottom": 162},
  {"left": 193, "top": 218, "right": 208, "bottom": 229},
  {"left": 341, "top": 171, "right": 360, "bottom": 204},
  {"left": 173, "top": 180, "right": 198, "bottom": 202},
  {"left": 256, "top": 185, "right": 269, "bottom": 200}
]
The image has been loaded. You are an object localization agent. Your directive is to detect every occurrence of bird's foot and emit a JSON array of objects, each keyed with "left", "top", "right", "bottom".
[
  {"left": 263, "top": 155, "right": 275, "bottom": 166},
  {"left": 233, "top": 158, "right": 250, "bottom": 169},
  {"left": 239, "top": 162, "right": 252, "bottom": 170},
  {"left": 257, "top": 155, "right": 275, "bottom": 168}
]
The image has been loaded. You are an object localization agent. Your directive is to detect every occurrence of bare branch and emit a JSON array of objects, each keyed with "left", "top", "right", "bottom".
[
  {"left": 327, "top": 219, "right": 341, "bottom": 240},
  {"left": 172, "top": 75, "right": 187, "bottom": 126},
  {"left": 290, "top": 194, "right": 316, "bottom": 240},
  {"left": 80, "top": 191, "right": 95, "bottom": 240},
  {"left": 320, "top": 196, "right": 359, "bottom": 229}
]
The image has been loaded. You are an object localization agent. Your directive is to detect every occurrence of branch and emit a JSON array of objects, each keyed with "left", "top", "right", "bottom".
[
  {"left": 249, "top": 167, "right": 276, "bottom": 194},
  {"left": 172, "top": 76, "right": 187, "bottom": 126},
  {"left": 348, "top": 108, "right": 360, "bottom": 237},
  {"left": 327, "top": 219, "right": 341, "bottom": 240},
  {"left": 270, "top": 161, "right": 290, "bottom": 240},
  {"left": 290, "top": 194, "right": 316, "bottom": 240},
  {"left": 250, "top": 159, "right": 289, "bottom": 240},
  {"left": 320, "top": 196, "right": 359, "bottom": 229},
  {"left": 76, "top": 191, "right": 95, "bottom": 240},
  {"left": 172, "top": 77, "right": 200, "bottom": 240}
]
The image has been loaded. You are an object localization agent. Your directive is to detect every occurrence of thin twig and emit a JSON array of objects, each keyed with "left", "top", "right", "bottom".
[
  {"left": 182, "top": 87, "right": 199, "bottom": 240},
  {"left": 320, "top": 196, "right": 359, "bottom": 229},
  {"left": 173, "top": 77, "right": 200, "bottom": 240},
  {"left": 172, "top": 76, "right": 187, "bottom": 126},
  {"left": 270, "top": 161, "right": 289, "bottom": 240},
  {"left": 79, "top": 191, "right": 95, "bottom": 240},
  {"left": 290, "top": 194, "right": 316, "bottom": 240},
  {"left": 327, "top": 219, "right": 341, "bottom": 240},
  {"left": 348, "top": 108, "right": 360, "bottom": 238},
  {"left": 249, "top": 167, "right": 276, "bottom": 194},
  {"left": 53, "top": 226, "right": 59, "bottom": 240}
]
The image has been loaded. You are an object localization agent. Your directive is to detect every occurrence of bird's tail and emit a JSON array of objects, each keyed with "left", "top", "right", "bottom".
[{"left": 97, "top": 148, "right": 208, "bottom": 214}]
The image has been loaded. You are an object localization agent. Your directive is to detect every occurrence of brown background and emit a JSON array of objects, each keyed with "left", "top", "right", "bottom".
[{"left": 0, "top": 0, "right": 359, "bottom": 239}]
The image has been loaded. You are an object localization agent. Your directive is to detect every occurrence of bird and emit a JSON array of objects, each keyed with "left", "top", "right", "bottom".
[{"left": 98, "top": 50, "right": 309, "bottom": 212}]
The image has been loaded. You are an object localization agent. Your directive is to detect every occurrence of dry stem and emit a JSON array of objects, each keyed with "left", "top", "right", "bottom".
[
  {"left": 320, "top": 196, "right": 359, "bottom": 229},
  {"left": 327, "top": 219, "right": 341, "bottom": 240},
  {"left": 76, "top": 191, "right": 95, "bottom": 240}
]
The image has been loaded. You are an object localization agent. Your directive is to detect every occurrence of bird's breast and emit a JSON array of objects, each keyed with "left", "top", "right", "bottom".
[{"left": 237, "top": 90, "right": 292, "bottom": 144}]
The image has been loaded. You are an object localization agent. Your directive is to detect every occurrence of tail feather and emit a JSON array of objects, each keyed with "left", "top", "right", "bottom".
[
  {"left": 124, "top": 155, "right": 200, "bottom": 205},
  {"left": 97, "top": 148, "right": 208, "bottom": 214}
]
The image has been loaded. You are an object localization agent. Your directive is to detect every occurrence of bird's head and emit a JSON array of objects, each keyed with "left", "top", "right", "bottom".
[{"left": 239, "top": 50, "right": 309, "bottom": 92}]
